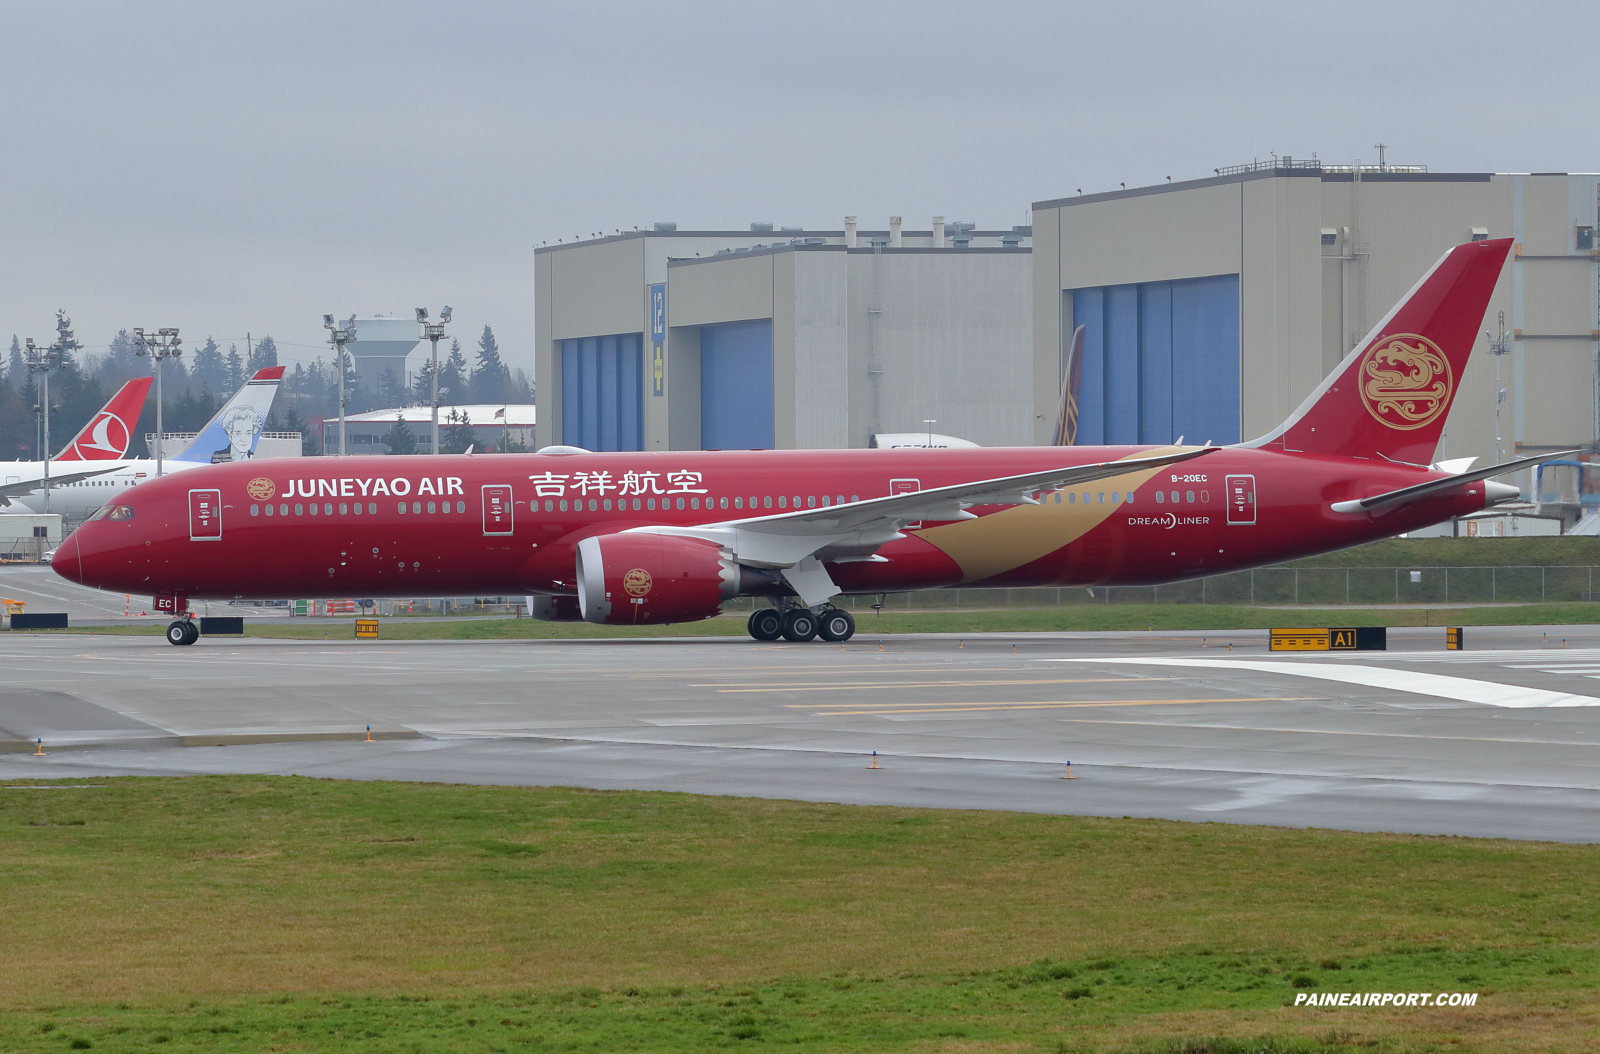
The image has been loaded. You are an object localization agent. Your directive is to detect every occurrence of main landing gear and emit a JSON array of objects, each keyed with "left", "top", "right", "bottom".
[
  {"left": 165, "top": 618, "right": 198, "bottom": 646},
  {"left": 746, "top": 606, "right": 855, "bottom": 643}
]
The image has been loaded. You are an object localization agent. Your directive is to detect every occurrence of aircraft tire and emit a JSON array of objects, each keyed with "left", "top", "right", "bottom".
[
  {"left": 166, "top": 620, "right": 195, "bottom": 646},
  {"left": 780, "top": 609, "right": 819, "bottom": 643},
  {"left": 747, "top": 608, "right": 783, "bottom": 641},
  {"left": 817, "top": 609, "right": 855, "bottom": 642}
]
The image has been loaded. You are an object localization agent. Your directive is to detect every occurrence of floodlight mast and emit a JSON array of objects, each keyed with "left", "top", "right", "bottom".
[
  {"left": 417, "top": 307, "right": 451, "bottom": 454},
  {"left": 324, "top": 315, "right": 357, "bottom": 456},
  {"left": 132, "top": 326, "right": 183, "bottom": 478},
  {"left": 24, "top": 312, "right": 80, "bottom": 514}
]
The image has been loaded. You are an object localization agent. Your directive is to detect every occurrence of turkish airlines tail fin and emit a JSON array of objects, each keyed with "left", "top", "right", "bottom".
[
  {"left": 167, "top": 366, "right": 287, "bottom": 464},
  {"left": 1245, "top": 237, "right": 1511, "bottom": 465},
  {"left": 1051, "top": 324, "right": 1086, "bottom": 446},
  {"left": 54, "top": 377, "right": 154, "bottom": 461}
]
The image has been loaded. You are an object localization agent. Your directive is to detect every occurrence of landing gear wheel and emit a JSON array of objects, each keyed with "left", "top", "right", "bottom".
[
  {"left": 747, "top": 608, "right": 783, "bottom": 641},
  {"left": 817, "top": 609, "right": 856, "bottom": 642},
  {"left": 780, "top": 609, "right": 819, "bottom": 642},
  {"left": 166, "top": 620, "right": 198, "bottom": 646}
]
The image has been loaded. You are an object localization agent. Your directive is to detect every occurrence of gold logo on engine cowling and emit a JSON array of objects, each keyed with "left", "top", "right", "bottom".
[
  {"left": 1357, "top": 333, "right": 1453, "bottom": 431},
  {"left": 246, "top": 477, "right": 275, "bottom": 500},
  {"left": 623, "top": 568, "right": 652, "bottom": 597}
]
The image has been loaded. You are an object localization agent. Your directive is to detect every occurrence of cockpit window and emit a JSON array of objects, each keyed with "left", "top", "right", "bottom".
[{"left": 93, "top": 504, "right": 136, "bottom": 522}]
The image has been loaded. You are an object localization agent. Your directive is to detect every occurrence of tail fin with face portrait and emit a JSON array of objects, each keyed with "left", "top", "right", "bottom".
[{"left": 168, "top": 366, "right": 286, "bottom": 464}]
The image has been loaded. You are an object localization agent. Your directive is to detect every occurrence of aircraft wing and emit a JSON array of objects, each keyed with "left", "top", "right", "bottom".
[
  {"left": 1330, "top": 450, "right": 1574, "bottom": 514},
  {"left": 0, "top": 466, "right": 122, "bottom": 505},
  {"left": 623, "top": 446, "right": 1219, "bottom": 605}
]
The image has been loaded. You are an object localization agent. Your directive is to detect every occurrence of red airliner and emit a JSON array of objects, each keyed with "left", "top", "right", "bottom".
[{"left": 55, "top": 238, "right": 1553, "bottom": 646}]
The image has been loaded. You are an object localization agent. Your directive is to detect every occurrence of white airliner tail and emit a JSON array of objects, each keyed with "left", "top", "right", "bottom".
[{"left": 167, "top": 367, "right": 287, "bottom": 464}]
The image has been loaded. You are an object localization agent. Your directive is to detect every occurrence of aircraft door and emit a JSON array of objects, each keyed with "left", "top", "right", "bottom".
[
  {"left": 1225, "top": 475, "right": 1256, "bottom": 525},
  {"left": 189, "top": 488, "right": 223, "bottom": 540},
  {"left": 890, "top": 478, "right": 921, "bottom": 528},
  {"left": 482, "top": 485, "right": 514, "bottom": 536}
]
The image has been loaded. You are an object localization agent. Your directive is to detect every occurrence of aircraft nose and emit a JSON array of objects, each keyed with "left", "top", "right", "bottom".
[{"left": 52, "top": 531, "right": 83, "bottom": 585}]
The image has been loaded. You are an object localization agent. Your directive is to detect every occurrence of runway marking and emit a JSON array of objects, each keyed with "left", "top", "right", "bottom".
[
  {"left": 1048, "top": 657, "right": 1600, "bottom": 709},
  {"left": 1058, "top": 718, "right": 1600, "bottom": 747},
  {"left": 698, "top": 677, "right": 1174, "bottom": 693},
  {"left": 793, "top": 697, "right": 1302, "bottom": 716}
]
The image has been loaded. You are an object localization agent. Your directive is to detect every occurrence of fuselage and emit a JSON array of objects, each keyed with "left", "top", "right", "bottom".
[{"left": 53, "top": 445, "right": 1493, "bottom": 604}]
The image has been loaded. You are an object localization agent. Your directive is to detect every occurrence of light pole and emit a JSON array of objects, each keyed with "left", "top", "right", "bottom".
[
  {"left": 133, "top": 327, "right": 183, "bottom": 477},
  {"left": 1485, "top": 310, "right": 1512, "bottom": 466},
  {"left": 324, "top": 314, "right": 357, "bottom": 456},
  {"left": 24, "top": 311, "right": 80, "bottom": 514},
  {"left": 416, "top": 306, "right": 451, "bottom": 454}
]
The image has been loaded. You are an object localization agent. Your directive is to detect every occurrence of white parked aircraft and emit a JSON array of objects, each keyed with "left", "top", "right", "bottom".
[{"left": 3, "top": 366, "right": 286, "bottom": 522}]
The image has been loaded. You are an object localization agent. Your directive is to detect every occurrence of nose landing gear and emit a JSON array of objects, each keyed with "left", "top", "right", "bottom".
[{"left": 165, "top": 618, "right": 198, "bottom": 646}]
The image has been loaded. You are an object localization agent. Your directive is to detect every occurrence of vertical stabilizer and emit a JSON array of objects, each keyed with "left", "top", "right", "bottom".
[
  {"left": 54, "top": 377, "right": 153, "bottom": 461},
  {"left": 168, "top": 367, "right": 287, "bottom": 464},
  {"left": 1246, "top": 238, "right": 1510, "bottom": 464},
  {"left": 1052, "top": 324, "right": 1086, "bottom": 446}
]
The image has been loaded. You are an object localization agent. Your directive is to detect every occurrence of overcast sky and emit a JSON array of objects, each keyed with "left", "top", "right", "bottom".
[{"left": 2, "top": 0, "right": 1595, "bottom": 378}]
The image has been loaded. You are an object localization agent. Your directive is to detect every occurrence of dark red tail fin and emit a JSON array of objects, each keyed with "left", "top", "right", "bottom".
[
  {"left": 55, "top": 376, "right": 153, "bottom": 461},
  {"left": 1246, "top": 237, "right": 1510, "bottom": 464}
]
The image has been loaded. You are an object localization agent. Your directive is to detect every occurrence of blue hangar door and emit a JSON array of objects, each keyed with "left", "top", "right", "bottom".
[
  {"left": 561, "top": 333, "right": 643, "bottom": 451},
  {"left": 700, "top": 319, "right": 774, "bottom": 450}
]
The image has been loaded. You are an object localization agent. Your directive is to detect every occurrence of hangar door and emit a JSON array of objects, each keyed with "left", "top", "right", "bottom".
[
  {"left": 561, "top": 332, "right": 644, "bottom": 451},
  {"left": 1070, "top": 274, "right": 1240, "bottom": 447},
  {"left": 700, "top": 319, "right": 774, "bottom": 450}
]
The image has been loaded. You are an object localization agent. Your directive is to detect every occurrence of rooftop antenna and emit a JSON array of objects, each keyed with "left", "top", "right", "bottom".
[{"left": 1375, "top": 143, "right": 1388, "bottom": 172}]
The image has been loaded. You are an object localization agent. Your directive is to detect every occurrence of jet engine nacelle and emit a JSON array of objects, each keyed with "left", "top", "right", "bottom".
[{"left": 575, "top": 532, "right": 740, "bottom": 625}]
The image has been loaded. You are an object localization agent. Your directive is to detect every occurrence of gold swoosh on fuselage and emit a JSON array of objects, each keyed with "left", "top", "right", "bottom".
[{"left": 914, "top": 447, "right": 1189, "bottom": 583}]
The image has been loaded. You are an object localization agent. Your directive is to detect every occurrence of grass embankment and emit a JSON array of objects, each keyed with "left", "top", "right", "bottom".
[
  {"left": 2, "top": 776, "right": 1596, "bottom": 1051},
  {"left": 1285, "top": 536, "right": 1600, "bottom": 568},
  {"left": 53, "top": 600, "right": 1600, "bottom": 640}
]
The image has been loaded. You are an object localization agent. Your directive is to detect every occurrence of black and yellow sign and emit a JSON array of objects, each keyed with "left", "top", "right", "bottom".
[
  {"left": 1446, "top": 627, "right": 1464, "bottom": 651},
  {"left": 355, "top": 618, "right": 379, "bottom": 640},
  {"left": 1270, "top": 627, "right": 1386, "bottom": 652}
]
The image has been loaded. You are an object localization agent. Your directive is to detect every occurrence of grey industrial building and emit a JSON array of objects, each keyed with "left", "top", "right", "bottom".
[
  {"left": 1031, "top": 162, "right": 1600, "bottom": 502},
  {"left": 534, "top": 220, "right": 1032, "bottom": 452},
  {"left": 533, "top": 162, "right": 1600, "bottom": 506}
]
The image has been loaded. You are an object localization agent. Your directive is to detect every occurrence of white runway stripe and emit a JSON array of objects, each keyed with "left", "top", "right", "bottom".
[{"left": 1046, "top": 658, "right": 1600, "bottom": 709}]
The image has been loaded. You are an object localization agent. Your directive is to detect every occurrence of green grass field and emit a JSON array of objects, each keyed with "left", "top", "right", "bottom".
[{"left": 2, "top": 776, "right": 1596, "bottom": 1052}]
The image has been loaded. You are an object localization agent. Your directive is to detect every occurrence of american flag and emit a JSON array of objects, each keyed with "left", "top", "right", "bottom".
[{"left": 494, "top": 408, "right": 504, "bottom": 419}]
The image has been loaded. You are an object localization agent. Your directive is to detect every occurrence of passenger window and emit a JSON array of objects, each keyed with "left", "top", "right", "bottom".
[
  {"left": 456, "top": 501, "right": 464, "bottom": 513},
  {"left": 250, "top": 504, "right": 259, "bottom": 516},
  {"left": 720, "top": 496, "right": 729, "bottom": 509},
  {"left": 280, "top": 504, "right": 288, "bottom": 516},
  {"left": 265, "top": 504, "right": 274, "bottom": 516},
  {"left": 411, "top": 502, "right": 420, "bottom": 514},
  {"left": 1186, "top": 491, "right": 1195, "bottom": 503},
  {"left": 1097, "top": 492, "right": 1104, "bottom": 504},
  {"left": 1053, "top": 493, "right": 1060, "bottom": 504},
  {"left": 588, "top": 499, "right": 598, "bottom": 511},
  {"left": 646, "top": 498, "right": 655, "bottom": 511},
  {"left": 807, "top": 495, "right": 816, "bottom": 508},
  {"left": 602, "top": 499, "right": 612, "bottom": 511},
  {"left": 1171, "top": 491, "right": 1179, "bottom": 503},
  {"left": 1069, "top": 493, "right": 1076, "bottom": 504},
  {"left": 793, "top": 496, "right": 800, "bottom": 508},
  {"left": 1124, "top": 491, "right": 1133, "bottom": 503},
  {"left": 734, "top": 497, "right": 743, "bottom": 509},
  {"left": 764, "top": 496, "right": 772, "bottom": 508},
  {"left": 425, "top": 501, "right": 434, "bottom": 514},
  {"left": 675, "top": 497, "right": 685, "bottom": 510},
  {"left": 560, "top": 499, "right": 569, "bottom": 512},
  {"left": 353, "top": 502, "right": 362, "bottom": 515},
  {"left": 310, "top": 503, "right": 319, "bottom": 516},
  {"left": 341, "top": 503, "right": 350, "bottom": 515},
  {"left": 1200, "top": 490, "right": 1210, "bottom": 503},
  {"left": 851, "top": 494, "right": 859, "bottom": 503},
  {"left": 633, "top": 498, "right": 641, "bottom": 511},
  {"left": 299, "top": 503, "right": 307, "bottom": 515},
  {"left": 1155, "top": 491, "right": 1164, "bottom": 503},
  {"left": 691, "top": 498, "right": 699, "bottom": 509},
  {"left": 544, "top": 499, "right": 553, "bottom": 512}
]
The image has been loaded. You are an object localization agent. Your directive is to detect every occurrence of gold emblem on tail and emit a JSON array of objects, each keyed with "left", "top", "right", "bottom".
[{"left": 1357, "top": 334, "right": 1452, "bottom": 430}]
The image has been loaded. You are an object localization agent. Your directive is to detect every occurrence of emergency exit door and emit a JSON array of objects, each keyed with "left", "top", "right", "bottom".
[
  {"left": 482, "top": 485, "right": 514, "bottom": 536},
  {"left": 189, "top": 489, "right": 222, "bottom": 540},
  {"left": 1225, "top": 475, "right": 1256, "bottom": 525}
]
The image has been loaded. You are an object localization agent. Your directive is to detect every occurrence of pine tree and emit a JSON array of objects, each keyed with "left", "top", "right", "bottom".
[
  {"left": 5, "top": 336, "right": 22, "bottom": 391},
  {"left": 98, "top": 330, "right": 144, "bottom": 389},
  {"left": 472, "top": 325, "right": 508, "bottom": 402},
  {"left": 225, "top": 344, "right": 246, "bottom": 393},
  {"left": 440, "top": 339, "right": 468, "bottom": 405},
  {"left": 440, "top": 407, "right": 476, "bottom": 454},
  {"left": 250, "top": 335, "right": 279, "bottom": 369},
  {"left": 376, "top": 367, "right": 405, "bottom": 409},
  {"left": 384, "top": 419, "right": 417, "bottom": 454},
  {"left": 412, "top": 356, "right": 437, "bottom": 405},
  {"left": 190, "top": 337, "right": 227, "bottom": 395}
]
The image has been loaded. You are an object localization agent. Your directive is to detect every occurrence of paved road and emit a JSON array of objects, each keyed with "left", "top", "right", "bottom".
[{"left": 4, "top": 625, "right": 1600, "bottom": 842}]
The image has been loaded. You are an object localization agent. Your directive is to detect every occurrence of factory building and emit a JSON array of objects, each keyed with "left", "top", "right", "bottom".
[
  {"left": 1030, "top": 162, "right": 1600, "bottom": 496},
  {"left": 533, "top": 220, "right": 1032, "bottom": 451}
]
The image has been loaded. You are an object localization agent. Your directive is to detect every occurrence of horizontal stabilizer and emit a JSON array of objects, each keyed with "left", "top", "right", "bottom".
[{"left": 1329, "top": 450, "right": 1574, "bottom": 514}]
